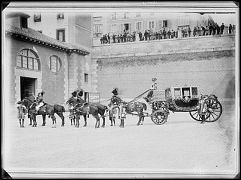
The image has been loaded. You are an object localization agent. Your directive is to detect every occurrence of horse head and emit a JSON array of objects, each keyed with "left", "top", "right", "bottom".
[{"left": 22, "top": 97, "right": 35, "bottom": 109}]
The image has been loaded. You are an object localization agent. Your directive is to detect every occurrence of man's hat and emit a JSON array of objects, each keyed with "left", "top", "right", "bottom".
[
  {"left": 17, "top": 100, "right": 22, "bottom": 104},
  {"left": 72, "top": 91, "right": 77, "bottom": 97},
  {"left": 152, "top": 78, "right": 157, "bottom": 82},
  {"left": 78, "top": 89, "right": 83, "bottom": 97},
  {"left": 112, "top": 88, "right": 118, "bottom": 95}
]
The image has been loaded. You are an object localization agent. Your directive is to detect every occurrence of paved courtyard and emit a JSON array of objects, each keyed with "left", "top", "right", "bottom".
[{"left": 2, "top": 101, "right": 238, "bottom": 178}]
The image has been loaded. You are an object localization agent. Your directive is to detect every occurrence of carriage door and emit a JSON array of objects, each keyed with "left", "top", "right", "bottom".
[
  {"left": 84, "top": 92, "right": 89, "bottom": 103},
  {"left": 20, "top": 77, "right": 36, "bottom": 100}
]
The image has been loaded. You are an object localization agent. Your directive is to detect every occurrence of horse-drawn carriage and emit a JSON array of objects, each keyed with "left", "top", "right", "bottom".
[
  {"left": 65, "top": 84, "right": 222, "bottom": 128},
  {"left": 149, "top": 86, "right": 223, "bottom": 125}
]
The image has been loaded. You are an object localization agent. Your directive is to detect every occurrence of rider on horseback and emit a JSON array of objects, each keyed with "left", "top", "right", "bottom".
[
  {"left": 109, "top": 88, "right": 122, "bottom": 105},
  {"left": 35, "top": 90, "right": 46, "bottom": 113},
  {"left": 74, "top": 89, "right": 90, "bottom": 115}
]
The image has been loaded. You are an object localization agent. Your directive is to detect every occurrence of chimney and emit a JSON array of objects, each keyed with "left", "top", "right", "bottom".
[{"left": 6, "top": 12, "right": 30, "bottom": 29}]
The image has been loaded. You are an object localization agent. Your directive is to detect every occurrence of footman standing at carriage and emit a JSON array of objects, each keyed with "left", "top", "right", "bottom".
[
  {"left": 17, "top": 100, "right": 27, "bottom": 127},
  {"left": 144, "top": 78, "right": 157, "bottom": 103}
]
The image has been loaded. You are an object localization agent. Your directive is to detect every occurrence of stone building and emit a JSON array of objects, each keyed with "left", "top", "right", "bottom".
[
  {"left": 92, "top": 12, "right": 215, "bottom": 45},
  {"left": 27, "top": 12, "right": 98, "bottom": 100},
  {"left": 4, "top": 12, "right": 92, "bottom": 105}
]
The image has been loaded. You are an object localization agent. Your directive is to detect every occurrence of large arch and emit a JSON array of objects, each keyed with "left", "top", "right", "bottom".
[{"left": 14, "top": 48, "right": 42, "bottom": 101}]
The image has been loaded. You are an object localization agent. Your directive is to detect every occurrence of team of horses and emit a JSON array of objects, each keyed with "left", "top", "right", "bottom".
[{"left": 21, "top": 93, "right": 149, "bottom": 128}]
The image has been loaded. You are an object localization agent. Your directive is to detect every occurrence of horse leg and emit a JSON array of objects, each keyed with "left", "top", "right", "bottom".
[
  {"left": 50, "top": 114, "right": 56, "bottom": 128},
  {"left": 119, "top": 118, "right": 124, "bottom": 128},
  {"left": 109, "top": 116, "right": 113, "bottom": 126},
  {"left": 19, "top": 119, "right": 21, "bottom": 127},
  {"left": 101, "top": 115, "right": 105, "bottom": 128},
  {"left": 94, "top": 115, "right": 100, "bottom": 128},
  {"left": 22, "top": 119, "right": 24, "bottom": 127},
  {"left": 57, "top": 112, "right": 65, "bottom": 127},
  {"left": 137, "top": 115, "right": 141, "bottom": 126},
  {"left": 32, "top": 115, "right": 37, "bottom": 127},
  {"left": 76, "top": 115, "right": 79, "bottom": 128},
  {"left": 42, "top": 114, "right": 46, "bottom": 126},
  {"left": 83, "top": 115, "right": 87, "bottom": 127},
  {"left": 29, "top": 117, "right": 32, "bottom": 125}
]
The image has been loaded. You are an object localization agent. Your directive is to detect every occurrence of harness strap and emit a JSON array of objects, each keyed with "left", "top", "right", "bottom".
[{"left": 128, "top": 89, "right": 151, "bottom": 104}]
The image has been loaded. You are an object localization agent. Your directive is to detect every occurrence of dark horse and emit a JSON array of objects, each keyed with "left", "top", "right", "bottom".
[
  {"left": 66, "top": 97, "right": 108, "bottom": 128},
  {"left": 110, "top": 98, "right": 147, "bottom": 127},
  {"left": 22, "top": 97, "right": 65, "bottom": 127}
]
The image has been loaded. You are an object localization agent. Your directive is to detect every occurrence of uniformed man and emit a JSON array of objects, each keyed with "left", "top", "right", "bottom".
[
  {"left": 144, "top": 78, "right": 157, "bottom": 103},
  {"left": 36, "top": 91, "right": 46, "bottom": 112},
  {"left": 108, "top": 88, "right": 122, "bottom": 126}
]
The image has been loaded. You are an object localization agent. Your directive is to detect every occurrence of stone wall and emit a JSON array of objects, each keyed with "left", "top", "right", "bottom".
[{"left": 93, "top": 35, "right": 236, "bottom": 100}]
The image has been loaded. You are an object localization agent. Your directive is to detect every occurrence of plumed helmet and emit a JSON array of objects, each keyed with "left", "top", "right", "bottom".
[
  {"left": 152, "top": 78, "right": 157, "bottom": 82},
  {"left": 112, "top": 88, "right": 118, "bottom": 95},
  {"left": 72, "top": 91, "right": 77, "bottom": 97},
  {"left": 17, "top": 100, "right": 22, "bottom": 104},
  {"left": 37, "top": 90, "right": 45, "bottom": 96},
  {"left": 78, "top": 89, "right": 83, "bottom": 97}
]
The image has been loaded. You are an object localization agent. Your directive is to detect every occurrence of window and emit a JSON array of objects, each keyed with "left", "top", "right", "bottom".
[
  {"left": 34, "top": 13, "right": 41, "bottom": 22},
  {"left": 111, "top": 24, "right": 117, "bottom": 33},
  {"left": 163, "top": 20, "right": 168, "bottom": 28},
  {"left": 57, "top": 13, "right": 64, "bottom": 19},
  {"left": 94, "top": 24, "right": 103, "bottom": 34},
  {"left": 56, "top": 29, "right": 65, "bottom": 42},
  {"left": 174, "top": 88, "right": 181, "bottom": 97},
  {"left": 136, "top": 22, "right": 142, "bottom": 31},
  {"left": 124, "top": 12, "right": 128, "bottom": 19},
  {"left": 49, "top": 55, "right": 61, "bottom": 73},
  {"left": 84, "top": 73, "right": 88, "bottom": 83},
  {"left": 20, "top": 17, "right": 28, "bottom": 28},
  {"left": 16, "top": 49, "right": 40, "bottom": 70},
  {"left": 149, "top": 21, "right": 155, "bottom": 29},
  {"left": 182, "top": 88, "right": 191, "bottom": 97},
  {"left": 111, "top": 13, "right": 116, "bottom": 20},
  {"left": 192, "top": 87, "right": 198, "bottom": 96}
]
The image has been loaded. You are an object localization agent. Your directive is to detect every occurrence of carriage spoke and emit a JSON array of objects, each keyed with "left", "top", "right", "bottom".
[{"left": 210, "top": 113, "right": 216, "bottom": 120}]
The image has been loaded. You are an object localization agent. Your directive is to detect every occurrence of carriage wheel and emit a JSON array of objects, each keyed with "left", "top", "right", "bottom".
[
  {"left": 189, "top": 110, "right": 209, "bottom": 121},
  {"left": 205, "top": 100, "right": 222, "bottom": 122},
  {"left": 189, "top": 100, "right": 222, "bottom": 122},
  {"left": 151, "top": 110, "right": 168, "bottom": 125}
]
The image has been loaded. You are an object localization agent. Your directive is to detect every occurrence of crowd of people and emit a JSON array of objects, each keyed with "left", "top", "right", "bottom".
[{"left": 99, "top": 23, "right": 236, "bottom": 45}]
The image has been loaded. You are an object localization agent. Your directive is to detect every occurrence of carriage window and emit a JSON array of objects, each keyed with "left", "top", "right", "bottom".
[
  {"left": 182, "top": 88, "right": 191, "bottom": 97},
  {"left": 49, "top": 55, "right": 61, "bottom": 73},
  {"left": 16, "top": 49, "right": 40, "bottom": 70},
  {"left": 174, "top": 88, "right": 181, "bottom": 97},
  {"left": 192, "top": 87, "right": 198, "bottom": 96}
]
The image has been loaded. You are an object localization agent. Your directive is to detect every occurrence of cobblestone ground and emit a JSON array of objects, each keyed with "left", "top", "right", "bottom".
[{"left": 2, "top": 100, "right": 238, "bottom": 178}]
